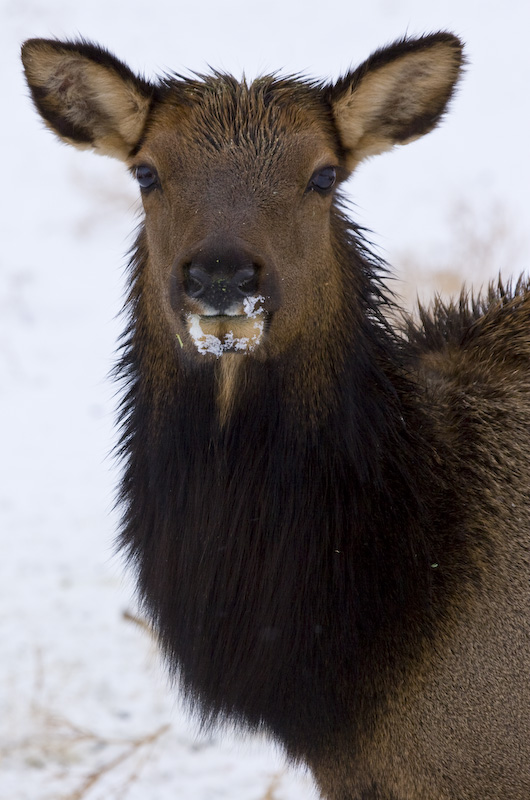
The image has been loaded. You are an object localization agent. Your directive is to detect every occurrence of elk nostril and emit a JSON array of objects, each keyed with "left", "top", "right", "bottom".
[
  {"left": 234, "top": 267, "right": 259, "bottom": 297},
  {"left": 185, "top": 266, "right": 209, "bottom": 299}
]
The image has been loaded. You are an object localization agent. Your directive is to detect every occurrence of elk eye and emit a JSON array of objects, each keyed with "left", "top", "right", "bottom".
[
  {"left": 308, "top": 166, "right": 336, "bottom": 194},
  {"left": 136, "top": 165, "right": 159, "bottom": 190}
]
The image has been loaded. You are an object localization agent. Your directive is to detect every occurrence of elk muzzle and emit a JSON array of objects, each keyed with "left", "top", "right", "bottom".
[{"left": 174, "top": 238, "right": 272, "bottom": 357}]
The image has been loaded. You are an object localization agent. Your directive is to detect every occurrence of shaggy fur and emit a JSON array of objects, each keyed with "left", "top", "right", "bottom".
[{"left": 117, "top": 218, "right": 471, "bottom": 746}]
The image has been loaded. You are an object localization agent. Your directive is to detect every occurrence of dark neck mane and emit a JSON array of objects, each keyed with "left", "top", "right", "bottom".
[{"left": 116, "top": 230, "right": 457, "bottom": 758}]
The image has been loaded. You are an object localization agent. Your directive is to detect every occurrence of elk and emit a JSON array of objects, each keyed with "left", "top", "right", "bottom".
[{"left": 21, "top": 33, "right": 530, "bottom": 799}]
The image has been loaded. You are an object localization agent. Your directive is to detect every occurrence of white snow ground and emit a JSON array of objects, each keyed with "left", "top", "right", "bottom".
[{"left": 1, "top": 1, "right": 529, "bottom": 798}]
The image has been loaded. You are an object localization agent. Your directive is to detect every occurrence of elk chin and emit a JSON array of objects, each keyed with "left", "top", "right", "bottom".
[{"left": 186, "top": 310, "right": 266, "bottom": 357}]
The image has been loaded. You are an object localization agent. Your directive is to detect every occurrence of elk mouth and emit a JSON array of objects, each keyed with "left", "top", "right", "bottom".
[{"left": 185, "top": 297, "right": 268, "bottom": 356}]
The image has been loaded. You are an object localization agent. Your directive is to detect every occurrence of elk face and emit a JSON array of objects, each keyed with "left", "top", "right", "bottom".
[
  {"left": 22, "top": 35, "right": 463, "bottom": 364},
  {"left": 130, "top": 84, "right": 344, "bottom": 361}
]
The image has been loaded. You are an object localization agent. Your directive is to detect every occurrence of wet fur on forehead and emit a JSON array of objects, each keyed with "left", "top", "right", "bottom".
[{"left": 144, "top": 71, "right": 340, "bottom": 154}]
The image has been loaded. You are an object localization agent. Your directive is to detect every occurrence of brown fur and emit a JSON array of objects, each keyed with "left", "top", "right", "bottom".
[{"left": 21, "top": 33, "right": 530, "bottom": 800}]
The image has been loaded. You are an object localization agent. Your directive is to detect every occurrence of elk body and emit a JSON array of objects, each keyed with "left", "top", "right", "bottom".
[{"left": 22, "top": 34, "right": 530, "bottom": 799}]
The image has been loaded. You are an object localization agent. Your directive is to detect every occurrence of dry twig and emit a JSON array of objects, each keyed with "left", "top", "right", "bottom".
[{"left": 61, "top": 723, "right": 170, "bottom": 800}]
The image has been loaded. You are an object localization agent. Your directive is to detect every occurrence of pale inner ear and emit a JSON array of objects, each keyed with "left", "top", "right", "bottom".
[
  {"left": 82, "top": 61, "right": 152, "bottom": 155},
  {"left": 333, "top": 43, "right": 461, "bottom": 168}
]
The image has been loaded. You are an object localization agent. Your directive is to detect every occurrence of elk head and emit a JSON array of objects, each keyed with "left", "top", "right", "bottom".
[{"left": 22, "top": 35, "right": 463, "bottom": 367}]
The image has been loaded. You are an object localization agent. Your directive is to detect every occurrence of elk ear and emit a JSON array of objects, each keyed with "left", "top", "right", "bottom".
[
  {"left": 21, "top": 38, "right": 154, "bottom": 161},
  {"left": 329, "top": 33, "right": 464, "bottom": 171}
]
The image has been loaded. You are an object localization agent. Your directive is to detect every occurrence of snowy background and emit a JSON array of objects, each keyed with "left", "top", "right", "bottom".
[{"left": 2, "top": 0, "right": 529, "bottom": 798}]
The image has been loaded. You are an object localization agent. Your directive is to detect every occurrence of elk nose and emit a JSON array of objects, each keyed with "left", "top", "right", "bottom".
[
  {"left": 186, "top": 266, "right": 258, "bottom": 300},
  {"left": 183, "top": 250, "right": 260, "bottom": 312}
]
